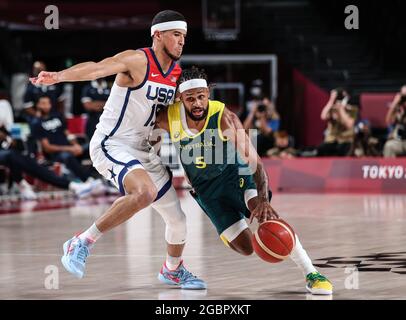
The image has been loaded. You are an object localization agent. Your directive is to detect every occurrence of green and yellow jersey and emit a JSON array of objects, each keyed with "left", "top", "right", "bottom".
[{"left": 167, "top": 100, "right": 257, "bottom": 236}]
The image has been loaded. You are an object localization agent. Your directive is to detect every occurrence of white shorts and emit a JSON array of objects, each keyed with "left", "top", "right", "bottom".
[{"left": 89, "top": 130, "right": 171, "bottom": 199}]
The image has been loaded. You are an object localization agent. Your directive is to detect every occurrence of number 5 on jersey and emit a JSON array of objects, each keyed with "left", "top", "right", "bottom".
[{"left": 195, "top": 156, "right": 207, "bottom": 169}]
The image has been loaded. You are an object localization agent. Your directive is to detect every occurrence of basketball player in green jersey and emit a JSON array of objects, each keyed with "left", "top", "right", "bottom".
[{"left": 154, "top": 67, "right": 333, "bottom": 295}]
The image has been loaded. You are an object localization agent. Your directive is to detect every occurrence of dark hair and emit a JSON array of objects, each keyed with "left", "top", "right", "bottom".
[
  {"left": 274, "top": 130, "right": 289, "bottom": 139},
  {"left": 152, "top": 10, "right": 186, "bottom": 26},
  {"left": 37, "top": 94, "right": 51, "bottom": 102},
  {"left": 0, "top": 88, "right": 9, "bottom": 100},
  {"left": 177, "top": 66, "right": 208, "bottom": 87},
  {"left": 334, "top": 87, "right": 347, "bottom": 100}
]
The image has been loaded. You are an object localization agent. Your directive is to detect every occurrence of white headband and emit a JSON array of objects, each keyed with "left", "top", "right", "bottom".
[
  {"left": 178, "top": 79, "right": 208, "bottom": 93},
  {"left": 150, "top": 20, "right": 187, "bottom": 36}
]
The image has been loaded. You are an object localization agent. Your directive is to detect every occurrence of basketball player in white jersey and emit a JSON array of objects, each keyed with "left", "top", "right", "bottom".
[{"left": 30, "top": 10, "right": 206, "bottom": 289}]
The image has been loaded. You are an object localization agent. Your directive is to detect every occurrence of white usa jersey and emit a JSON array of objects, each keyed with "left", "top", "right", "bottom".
[{"left": 95, "top": 47, "right": 181, "bottom": 147}]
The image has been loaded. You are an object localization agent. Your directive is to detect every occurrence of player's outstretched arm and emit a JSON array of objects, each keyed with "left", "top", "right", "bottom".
[{"left": 30, "top": 50, "right": 143, "bottom": 85}]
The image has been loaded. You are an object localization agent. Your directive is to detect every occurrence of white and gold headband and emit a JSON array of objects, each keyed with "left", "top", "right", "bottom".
[
  {"left": 150, "top": 21, "right": 187, "bottom": 36},
  {"left": 178, "top": 79, "right": 208, "bottom": 93}
]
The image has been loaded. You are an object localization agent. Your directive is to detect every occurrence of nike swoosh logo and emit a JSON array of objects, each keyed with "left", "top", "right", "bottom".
[
  {"left": 166, "top": 273, "right": 180, "bottom": 283},
  {"left": 151, "top": 73, "right": 159, "bottom": 77}
]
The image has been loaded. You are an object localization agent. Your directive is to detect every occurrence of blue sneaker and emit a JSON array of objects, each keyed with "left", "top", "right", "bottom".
[
  {"left": 158, "top": 261, "right": 207, "bottom": 290},
  {"left": 61, "top": 236, "right": 92, "bottom": 278}
]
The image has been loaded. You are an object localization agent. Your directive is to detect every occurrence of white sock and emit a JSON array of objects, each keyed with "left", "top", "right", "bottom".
[
  {"left": 78, "top": 223, "right": 102, "bottom": 243},
  {"left": 289, "top": 234, "right": 317, "bottom": 276},
  {"left": 166, "top": 254, "right": 182, "bottom": 270}
]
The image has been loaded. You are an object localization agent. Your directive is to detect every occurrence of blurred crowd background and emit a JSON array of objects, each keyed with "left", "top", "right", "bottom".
[{"left": 1, "top": 0, "right": 406, "bottom": 199}]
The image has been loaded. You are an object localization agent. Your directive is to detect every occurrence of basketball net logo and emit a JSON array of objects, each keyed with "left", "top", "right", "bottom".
[{"left": 166, "top": 273, "right": 180, "bottom": 283}]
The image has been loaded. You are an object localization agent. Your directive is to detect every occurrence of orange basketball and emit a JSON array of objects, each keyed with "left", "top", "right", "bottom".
[{"left": 252, "top": 219, "right": 296, "bottom": 263}]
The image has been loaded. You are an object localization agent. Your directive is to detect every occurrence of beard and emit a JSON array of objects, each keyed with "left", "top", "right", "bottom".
[
  {"left": 185, "top": 107, "right": 209, "bottom": 122},
  {"left": 163, "top": 46, "right": 181, "bottom": 61}
]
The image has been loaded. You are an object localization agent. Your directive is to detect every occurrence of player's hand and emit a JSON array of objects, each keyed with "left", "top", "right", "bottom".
[
  {"left": 29, "top": 71, "right": 59, "bottom": 85},
  {"left": 249, "top": 201, "right": 279, "bottom": 224}
]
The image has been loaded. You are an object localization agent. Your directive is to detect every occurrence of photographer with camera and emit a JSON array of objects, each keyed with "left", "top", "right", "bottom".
[
  {"left": 243, "top": 96, "right": 280, "bottom": 156},
  {"left": 383, "top": 85, "right": 406, "bottom": 157},
  {"left": 348, "top": 120, "right": 380, "bottom": 157},
  {"left": 317, "top": 88, "right": 358, "bottom": 156}
]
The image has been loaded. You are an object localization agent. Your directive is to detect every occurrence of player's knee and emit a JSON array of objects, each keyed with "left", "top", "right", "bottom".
[
  {"left": 153, "top": 188, "right": 187, "bottom": 244},
  {"left": 128, "top": 184, "right": 157, "bottom": 207},
  {"left": 140, "top": 186, "right": 158, "bottom": 205},
  {"left": 164, "top": 209, "right": 186, "bottom": 230},
  {"left": 229, "top": 238, "right": 254, "bottom": 256},
  {"left": 165, "top": 210, "right": 187, "bottom": 244},
  {"left": 236, "top": 241, "right": 254, "bottom": 256},
  {"left": 171, "top": 209, "right": 186, "bottom": 226},
  {"left": 230, "top": 231, "right": 254, "bottom": 256}
]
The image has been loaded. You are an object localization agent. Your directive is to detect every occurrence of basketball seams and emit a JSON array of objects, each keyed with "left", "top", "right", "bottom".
[
  {"left": 254, "top": 231, "right": 288, "bottom": 260},
  {"left": 261, "top": 228, "right": 291, "bottom": 255},
  {"left": 279, "top": 220, "right": 297, "bottom": 248},
  {"left": 264, "top": 220, "right": 296, "bottom": 248},
  {"left": 253, "top": 220, "right": 296, "bottom": 262}
]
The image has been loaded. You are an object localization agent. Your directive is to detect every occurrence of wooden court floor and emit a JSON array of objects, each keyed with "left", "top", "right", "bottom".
[{"left": 1, "top": 191, "right": 406, "bottom": 300}]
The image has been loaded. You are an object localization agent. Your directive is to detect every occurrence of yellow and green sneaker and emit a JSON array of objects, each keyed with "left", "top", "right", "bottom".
[{"left": 306, "top": 272, "right": 333, "bottom": 295}]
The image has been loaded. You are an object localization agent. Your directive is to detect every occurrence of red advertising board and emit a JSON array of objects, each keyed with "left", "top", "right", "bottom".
[{"left": 263, "top": 158, "right": 406, "bottom": 194}]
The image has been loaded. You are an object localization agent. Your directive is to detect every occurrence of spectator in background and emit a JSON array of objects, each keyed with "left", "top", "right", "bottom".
[
  {"left": 32, "top": 95, "right": 93, "bottom": 183},
  {"left": 349, "top": 120, "right": 380, "bottom": 157},
  {"left": 383, "top": 85, "right": 406, "bottom": 157},
  {"left": 245, "top": 79, "right": 264, "bottom": 114},
  {"left": 1, "top": 90, "right": 35, "bottom": 199},
  {"left": 267, "top": 130, "right": 297, "bottom": 159},
  {"left": 0, "top": 89, "right": 14, "bottom": 132},
  {"left": 0, "top": 128, "right": 101, "bottom": 200},
  {"left": 244, "top": 97, "right": 280, "bottom": 156},
  {"left": 240, "top": 79, "right": 265, "bottom": 122},
  {"left": 317, "top": 88, "right": 357, "bottom": 156},
  {"left": 81, "top": 78, "right": 110, "bottom": 141},
  {"left": 0, "top": 96, "right": 99, "bottom": 199},
  {"left": 23, "top": 61, "right": 65, "bottom": 121}
]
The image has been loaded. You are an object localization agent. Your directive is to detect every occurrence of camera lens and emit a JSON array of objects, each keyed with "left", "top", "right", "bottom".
[{"left": 257, "top": 105, "right": 266, "bottom": 112}]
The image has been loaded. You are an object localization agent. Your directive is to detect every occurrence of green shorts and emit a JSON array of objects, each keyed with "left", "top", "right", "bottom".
[{"left": 192, "top": 174, "right": 257, "bottom": 236}]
